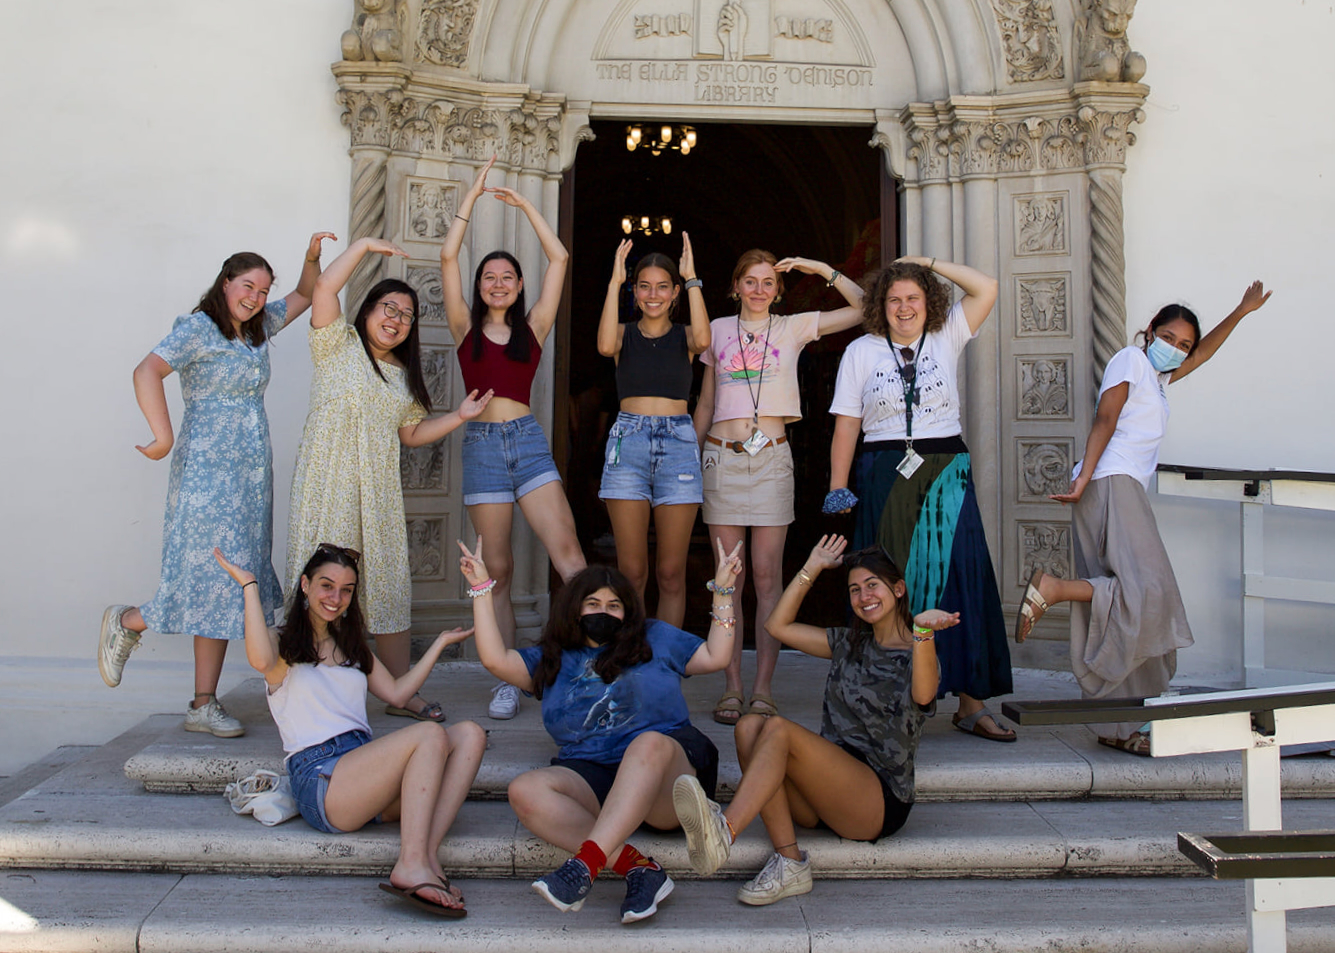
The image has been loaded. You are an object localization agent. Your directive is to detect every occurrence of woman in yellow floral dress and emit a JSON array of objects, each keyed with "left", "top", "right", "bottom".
[{"left": 286, "top": 238, "right": 491, "bottom": 720}]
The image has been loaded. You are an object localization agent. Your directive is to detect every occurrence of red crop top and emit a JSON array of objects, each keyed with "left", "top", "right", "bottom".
[{"left": 458, "top": 326, "right": 542, "bottom": 404}]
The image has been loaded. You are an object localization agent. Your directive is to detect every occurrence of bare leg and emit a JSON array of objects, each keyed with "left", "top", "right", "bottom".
[
  {"left": 192, "top": 636, "right": 228, "bottom": 708},
  {"left": 585, "top": 732, "right": 694, "bottom": 859},
  {"left": 707, "top": 523, "right": 747, "bottom": 698},
  {"left": 466, "top": 502, "right": 517, "bottom": 650},
  {"left": 120, "top": 607, "right": 147, "bottom": 633},
  {"left": 747, "top": 524, "right": 788, "bottom": 700},
  {"left": 730, "top": 714, "right": 883, "bottom": 856},
  {"left": 1036, "top": 572, "right": 1095, "bottom": 607},
  {"left": 508, "top": 766, "right": 602, "bottom": 854},
  {"left": 607, "top": 499, "right": 652, "bottom": 598},
  {"left": 651, "top": 503, "right": 699, "bottom": 629},
  {"left": 517, "top": 480, "right": 587, "bottom": 581}
]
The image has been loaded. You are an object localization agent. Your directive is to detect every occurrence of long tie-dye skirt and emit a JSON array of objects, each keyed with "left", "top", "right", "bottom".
[{"left": 851, "top": 436, "right": 1013, "bottom": 700}]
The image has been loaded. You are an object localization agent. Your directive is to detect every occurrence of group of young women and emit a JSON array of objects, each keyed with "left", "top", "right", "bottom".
[{"left": 95, "top": 154, "right": 1270, "bottom": 919}]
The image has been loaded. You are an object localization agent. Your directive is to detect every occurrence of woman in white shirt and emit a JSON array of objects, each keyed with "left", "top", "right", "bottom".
[{"left": 1014, "top": 282, "right": 1271, "bottom": 754}]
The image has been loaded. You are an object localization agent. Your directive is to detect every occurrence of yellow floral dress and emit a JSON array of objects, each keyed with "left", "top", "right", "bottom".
[{"left": 285, "top": 318, "right": 425, "bottom": 633}]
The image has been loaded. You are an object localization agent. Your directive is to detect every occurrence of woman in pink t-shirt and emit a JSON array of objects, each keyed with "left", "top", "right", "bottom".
[{"left": 692, "top": 249, "right": 863, "bottom": 725}]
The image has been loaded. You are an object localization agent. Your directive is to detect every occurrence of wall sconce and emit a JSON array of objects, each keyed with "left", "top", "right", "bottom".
[
  {"left": 621, "top": 215, "right": 674, "bottom": 236},
  {"left": 625, "top": 124, "right": 697, "bottom": 156}
]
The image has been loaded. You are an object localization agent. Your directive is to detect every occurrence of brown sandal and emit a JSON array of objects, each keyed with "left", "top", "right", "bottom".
[
  {"left": 1098, "top": 731, "right": 1151, "bottom": 757},
  {"left": 712, "top": 690, "right": 744, "bottom": 725},
  {"left": 1014, "top": 569, "right": 1049, "bottom": 643}
]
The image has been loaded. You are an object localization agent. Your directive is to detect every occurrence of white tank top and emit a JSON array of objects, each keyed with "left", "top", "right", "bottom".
[{"left": 266, "top": 662, "right": 371, "bottom": 755}]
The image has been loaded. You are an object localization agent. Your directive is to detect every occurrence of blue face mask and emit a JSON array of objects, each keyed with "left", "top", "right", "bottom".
[{"left": 1146, "top": 336, "right": 1187, "bottom": 373}]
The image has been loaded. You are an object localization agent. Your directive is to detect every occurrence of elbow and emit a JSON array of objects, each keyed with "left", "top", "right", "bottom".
[
  {"left": 596, "top": 341, "right": 616, "bottom": 358},
  {"left": 549, "top": 245, "right": 571, "bottom": 267}
]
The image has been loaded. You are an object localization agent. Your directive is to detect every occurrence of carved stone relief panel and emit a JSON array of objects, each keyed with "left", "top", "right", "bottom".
[
  {"left": 1014, "top": 192, "right": 1068, "bottom": 256},
  {"left": 401, "top": 443, "right": 447, "bottom": 495},
  {"left": 1017, "top": 439, "right": 1073, "bottom": 502},
  {"left": 422, "top": 345, "right": 455, "bottom": 409},
  {"left": 1019, "top": 520, "right": 1071, "bottom": 584},
  {"left": 990, "top": 0, "right": 1064, "bottom": 83},
  {"left": 405, "top": 263, "right": 446, "bottom": 325},
  {"left": 416, "top": 0, "right": 479, "bottom": 68},
  {"left": 406, "top": 179, "right": 458, "bottom": 241},
  {"left": 407, "top": 516, "right": 447, "bottom": 580},
  {"left": 1018, "top": 356, "right": 1072, "bottom": 420},
  {"left": 1016, "top": 273, "right": 1069, "bottom": 336}
]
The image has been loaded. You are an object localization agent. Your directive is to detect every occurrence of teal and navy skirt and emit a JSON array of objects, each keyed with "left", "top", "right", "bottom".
[{"left": 851, "top": 436, "right": 1013, "bottom": 700}]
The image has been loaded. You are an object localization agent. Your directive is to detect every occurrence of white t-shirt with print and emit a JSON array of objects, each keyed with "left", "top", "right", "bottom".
[
  {"left": 828, "top": 301, "right": 972, "bottom": 440},
  {"left": 1075, "top": 344, "right": 1170, "bottom": 488},
  {"left": 701, "top": 311, "right": 821, "bottom": 424}
]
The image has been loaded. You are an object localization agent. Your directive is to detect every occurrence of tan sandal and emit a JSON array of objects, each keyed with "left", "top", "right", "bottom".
[
  {"left": 747, "top": 692, "right": 779, "bottom": 717},
  {"left": 1098, "top": 731, "right": 1151, "bottom": 757},
  {"left": 1014, "top": 568, "right": 1049, "bottom": 643},
  {"left": 713, "top": 690, "right": 744, "bottom": 725}
]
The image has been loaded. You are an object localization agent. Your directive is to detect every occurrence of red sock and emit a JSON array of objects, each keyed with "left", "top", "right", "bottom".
[
  {"left": 575, "top": 840, "right": 608, "bottom": 880},
  {"left": 611, "top": 843, "right": 660, "bottom": 877}
]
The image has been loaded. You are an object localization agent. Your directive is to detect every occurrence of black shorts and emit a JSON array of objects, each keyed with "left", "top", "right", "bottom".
[
  {"left": 834, "top": 742, "right": 913, "bottom": 841},
  {"left": 553, "top": 724, "right": 719, "bottom": 808}
]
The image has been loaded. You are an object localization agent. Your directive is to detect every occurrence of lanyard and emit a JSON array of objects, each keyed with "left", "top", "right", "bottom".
[
  {"left": 736, "top": 313, "right": 773, "bottom": 428},
  {"left": 893, "top": 332, "right": 925, "bottom": 443}
]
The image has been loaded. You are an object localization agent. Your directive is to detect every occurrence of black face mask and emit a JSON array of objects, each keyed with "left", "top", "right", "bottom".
[{"left": 579, "top": 612, "right": 621, "bottom": 646}]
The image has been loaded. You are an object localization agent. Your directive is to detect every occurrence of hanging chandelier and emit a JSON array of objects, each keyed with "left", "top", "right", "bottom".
[
  {"left": 621, "top": 215, "right": 674, "bottom": 236},
  {"left": 625, "top": 124, "right": 697, "bottom": 156}
]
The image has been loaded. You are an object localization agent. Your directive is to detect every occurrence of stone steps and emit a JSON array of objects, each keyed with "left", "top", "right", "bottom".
[{"left": 5, "top": 868, "right": 1335, "bottom": 953}]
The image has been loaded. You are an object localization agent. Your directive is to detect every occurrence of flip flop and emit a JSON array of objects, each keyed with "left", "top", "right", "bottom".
[
  {"left": 952, "top": 706, "right": 1017, "bottom": 743},
  {"left": 386, "top": 695, "right": 447, "bottom": 723},
  {"left": 378, "top": 880, "right": 467, "bottom": 918},
  {"left": 712, "top": 690, "right": 744, "bottom": 726},
  {"left": 1098, "top": 731, "right": 1151, "bottom": 757},
  {"left": 1014, "top": 568, "right": 1049, "bottom": 644},
  {"left": 747, "top": 692, "right": 779, "bottom": 717}
]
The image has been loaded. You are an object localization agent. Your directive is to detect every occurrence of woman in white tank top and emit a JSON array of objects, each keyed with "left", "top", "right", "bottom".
[{"left": 214, "top": 543, "right": 485, "bottom": 917}]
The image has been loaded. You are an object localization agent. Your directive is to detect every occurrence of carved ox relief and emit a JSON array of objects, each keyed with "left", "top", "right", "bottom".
[{"left": 1018, "top": 275, "right": 1069, "bottom": 335}]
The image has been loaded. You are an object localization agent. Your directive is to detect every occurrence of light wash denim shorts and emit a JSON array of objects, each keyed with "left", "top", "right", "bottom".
[
  {"left": 461, "top": 415, "right": 562, "bottom": 506},
  {"left": 598, "top": 413, "right": 703, "bottom": 507},
  {"left": 286, "top": 728, "right": 370, "bottom": 834}
]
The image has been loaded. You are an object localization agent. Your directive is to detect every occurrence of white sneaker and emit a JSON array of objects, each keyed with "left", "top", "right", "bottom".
[
  {"left": 488, "top": 682, "right": 520, "bottom": 720},
  {"left": 98, "top": 604, "right": 141, "bottom": 688},
  {"left": 183, "top": 696, "right": 245, "bottom": 738},
  {"left": 672, "top": 774, "right": 732, "bottom": 875},
  {"left": 737, "top": 850, "right": 812, "bottom": 906}
]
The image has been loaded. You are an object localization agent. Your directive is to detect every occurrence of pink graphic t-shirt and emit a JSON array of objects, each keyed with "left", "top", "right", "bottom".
[{"left": 700, "top": 312, "right": 821, "bottom": 424}]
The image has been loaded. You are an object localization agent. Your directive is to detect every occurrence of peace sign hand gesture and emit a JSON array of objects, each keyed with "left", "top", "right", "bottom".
[
  {"left": 713, "top": 537, "right": 744, "bottom": 591},
  {"left": 457, "top": 537, "right": 490, "bottom": 588}
]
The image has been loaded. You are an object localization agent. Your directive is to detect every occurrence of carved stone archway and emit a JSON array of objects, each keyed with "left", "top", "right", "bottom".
[{"left": 332, "top": 0, "right": 1149, "bottom": 649}]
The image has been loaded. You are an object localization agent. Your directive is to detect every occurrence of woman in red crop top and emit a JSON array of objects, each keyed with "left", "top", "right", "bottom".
[
  {"left": 595, "top": 235, "right": 711, "bottom": 627},
  {"left": 440, "top": 157, "right": 587, "bottom": 720}
]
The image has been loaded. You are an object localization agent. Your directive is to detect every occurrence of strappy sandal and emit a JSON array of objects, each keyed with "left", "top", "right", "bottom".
[
  {"left": 1014, "top": 568, "right": 1049, "bottom": 643},
  {"left": 712, "top": 690, "right": 744, "bottom": 726},
  {"left": 952, "top": 706, "right": 1017, "bottom": 743},
  {"left": 1098, "top": 731, "right": 1152, "bottom": 757},
  {"left": 747, "top": 692, "right": 779, "bottom": 717},
  {"left": 385, "top": 694, "right": 447, "bottom": 723}
]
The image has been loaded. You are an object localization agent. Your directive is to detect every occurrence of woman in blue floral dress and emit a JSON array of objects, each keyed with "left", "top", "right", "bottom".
[{"left": 97, "top": 232, "right": 335, "bottom": 738}]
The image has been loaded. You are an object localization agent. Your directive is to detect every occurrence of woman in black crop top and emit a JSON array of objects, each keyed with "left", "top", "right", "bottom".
[
  {"left": 440, "top": 157, "right": 587, "bottom": 720},
  {"left": 595, "top": 235, "right": 711, "bottom": 627}
]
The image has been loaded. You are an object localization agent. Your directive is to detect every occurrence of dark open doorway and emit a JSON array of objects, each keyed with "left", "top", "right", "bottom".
[{"left": 553, "top": 120, "right": 896, "bottom": 633}]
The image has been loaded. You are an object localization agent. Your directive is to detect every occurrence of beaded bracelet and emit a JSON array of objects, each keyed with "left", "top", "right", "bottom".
[
  {"left": 710, "top": 610, "right": 736, "bottom": 629},
  {"left": 706, "top": 580, "right": 736, "bottom": 595},
  {"left": 467, "top": 579, "right": 497, "bottom": 599},
  {"left": 826, "top": 269, "right": 842, "bottom": 287},
  {"left": 912, "top": 625, "right": 934, "bottom": 643}
]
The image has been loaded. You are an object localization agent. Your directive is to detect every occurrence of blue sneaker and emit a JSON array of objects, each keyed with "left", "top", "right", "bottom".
[
  {"left": 620, "top": 862, "right": 673, "bottom": 924},
  {"left": 532, "top": 858, "right": 593, "bottom": 912}
]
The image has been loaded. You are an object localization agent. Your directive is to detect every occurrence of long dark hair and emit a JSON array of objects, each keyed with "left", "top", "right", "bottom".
[
  {"left": 277, "top": 546, "right": 374, "bottom": 674},
  {"left": 529, "top": 566, "right": 651, "bottom": 699},
  {"left": 194, "top": 252, "right": 275, "bottom": 347},
  {"left": 842, "top": 547, "right": 914, "bottom": 660},
  {"left": 470, "top": 251, "right": 531, "bottom": 363},
  {"left": 353, "top": 279, "right": 432, "bottom": 412},
  {"left": 860, "top": 262, "right": 952, "bottom": 338},
  {"left": 1136, "top": 303, "right": 1202, "bottom": 356},
  {"left": 633, "top": 252, "right": 683, "bottom": 321}
]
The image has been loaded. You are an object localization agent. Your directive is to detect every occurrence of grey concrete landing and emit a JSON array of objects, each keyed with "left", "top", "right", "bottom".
[
  {"left": 122, "top": 661, "right": 1335, "bottom": 800},
  {"left": 3, "top": 869, "right": 1335, "bottom": 953}
]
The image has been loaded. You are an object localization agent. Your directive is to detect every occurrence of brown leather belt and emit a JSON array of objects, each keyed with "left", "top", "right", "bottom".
[{"left": 704, "top": 432, "right": 789, "bottom": 453}]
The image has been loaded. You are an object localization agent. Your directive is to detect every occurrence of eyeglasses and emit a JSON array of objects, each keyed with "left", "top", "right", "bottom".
[
  {"left": 380, "top": 301, "right": 415, "bottom": 325},
  {"left": 315, "top": 542, "right": 361, "bottom": 562}
]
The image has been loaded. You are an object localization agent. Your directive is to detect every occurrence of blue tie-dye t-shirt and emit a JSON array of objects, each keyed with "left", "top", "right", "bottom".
[{"left": 518, "top": 620, "right": 703, "bottom": 764}]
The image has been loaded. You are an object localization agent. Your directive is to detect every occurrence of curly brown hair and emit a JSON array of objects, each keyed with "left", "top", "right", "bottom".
[{"left": 860, "top": 262, "right": 951, "bottom": 338}]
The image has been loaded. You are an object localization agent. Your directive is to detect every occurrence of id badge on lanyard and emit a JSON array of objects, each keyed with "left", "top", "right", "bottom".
[{"left": 896, "top": 373, "right": 923, "bottom": 478}]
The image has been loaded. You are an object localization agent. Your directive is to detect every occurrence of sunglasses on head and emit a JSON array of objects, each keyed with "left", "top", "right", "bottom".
[
  {"left": 314, "top": 542, "right": 361, "bottom": 563},
  {"left": 898, "top": 346, "right": 917, "bottom": 385}
]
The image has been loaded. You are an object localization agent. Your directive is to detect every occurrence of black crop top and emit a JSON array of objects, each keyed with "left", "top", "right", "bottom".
[{"left": 615, "top": 321, "right": 693, "bottom": 402}]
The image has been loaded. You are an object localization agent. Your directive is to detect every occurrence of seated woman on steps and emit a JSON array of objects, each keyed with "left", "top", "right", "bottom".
[
  {"left": 672, "top": 534, "right": 958, "bottom": 905},
  {"left": 457, "top": 536, "right": 740, "bottom": 924},
  {"left": 213, "top": 544, "right": 485, "bottom": 917}
]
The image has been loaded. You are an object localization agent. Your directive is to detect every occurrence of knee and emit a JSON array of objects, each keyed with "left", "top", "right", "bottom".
[
  {"left": 507, "top": 770, "right": 545, "bottom": 822},
  {"left": 756, "top": 714, "right": 793, "bottom": 747},
  {"left": 734, "top": 713, "right": 767, "bottom": 755},
  {"left": 619, "top": 556, "right": 650, "bottom": 590},
  {"left": 750, "top": 562, "right": 783, "bottom": 600},
  {"left": 411, "top": 720, "right": 450, "bottom": 755},
  {"left": 487, "top": 553, "right": 515, "bottom": 587},
  {"left": 450, "top": 720, "right": 487, "bottom": 758},
  {"left": 623, "top": 730, "right": 674, "bottom": 766},
  {"left": 655, "top": 561, "right": 686, "bottom": 597}
]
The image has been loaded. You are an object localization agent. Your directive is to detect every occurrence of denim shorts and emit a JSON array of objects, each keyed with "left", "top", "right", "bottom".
[
  {"left": 461, "top": 415, "right": 562, "bottom": 505},
  {"left": 286, "top": 728, "right": 371, "bottom": 834},
  {"left": 598, "top": 413, "right": 703, "bottom": 507}
]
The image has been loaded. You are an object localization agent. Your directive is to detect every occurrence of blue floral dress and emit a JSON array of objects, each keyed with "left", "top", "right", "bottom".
[{"left": 139, "top": 303, "right": 288, "bottom": 640}]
